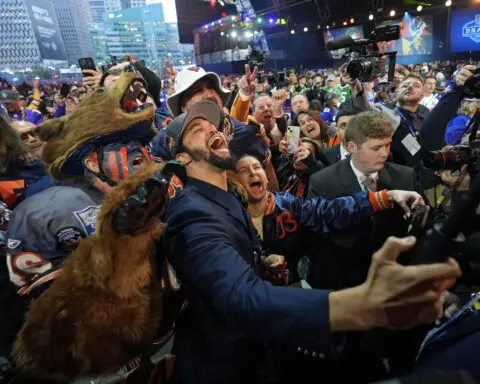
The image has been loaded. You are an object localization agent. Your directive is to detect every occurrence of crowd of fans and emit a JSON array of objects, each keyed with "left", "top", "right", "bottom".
[{"left": 0, "top": 54, "right": 479, "bottom": 383}]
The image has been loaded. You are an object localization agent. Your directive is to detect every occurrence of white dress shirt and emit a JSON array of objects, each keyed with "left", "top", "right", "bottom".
[
  {"left": 421, "top": 94, "right": 439, "bottom": 111},
  {"left": 340, "top": 145, "right": 349, "bottom": 161},
  {"left": 350, "top": 159, "right": 378, "bottom": 191}
]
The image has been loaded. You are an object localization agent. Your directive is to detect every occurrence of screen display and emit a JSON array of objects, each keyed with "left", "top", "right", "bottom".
[
  {"left": 25, "top": 0, "right": 67, "bottom": 61},
  {"left": 376, "top": 14, "right": 433, "bottom": 56},
  {"left": 450, "top": 7, "right": 480, "bottom": 53}
]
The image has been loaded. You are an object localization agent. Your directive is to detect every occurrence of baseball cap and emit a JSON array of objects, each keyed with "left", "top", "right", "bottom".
[
  {"left": 327, "top": 74, "right": 336, "bottom": 82},
  {"left": 0, "top": 90, "right": 18, "bottom": 104},
  {"left": 166, "top": 100, "right": 224, "bottom": 156}
]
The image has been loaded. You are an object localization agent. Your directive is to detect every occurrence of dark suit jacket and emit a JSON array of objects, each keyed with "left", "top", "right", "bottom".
[
  {"left": 307, "top": 159, "right": 422, "bottom": 379},
  {"left": 307, "top": 159, "right": 416, "bottom": 290},
  {"left": 323, "top": 144, "right": 341, "bottom": 166},
  {"left": 162, "top": 177, "right": 338, "bottom": 384}
]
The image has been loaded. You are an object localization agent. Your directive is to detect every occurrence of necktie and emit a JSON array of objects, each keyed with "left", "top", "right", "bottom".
[{"left": 362, "top": 176, "right": 377, "bottom": 192}]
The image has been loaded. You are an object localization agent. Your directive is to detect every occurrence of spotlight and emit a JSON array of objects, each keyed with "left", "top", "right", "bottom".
[
  {"left": 343, "top": 21, "right": 347, "bottom": 26},
  {"left": 326, "top": 25, "right": 330, "bottom": 29},
  {"left": 211, "top": 22, "right": 214, "bottom": 26},
  {"left": 231, "top": 30, "right": 237, "bottom": 38},
  {"left": 257, "top": 17, "right": 262, "bottom": 23},
  {"left": 304, "top": 27, "right": 308, "bottom": 32},
  {"left": 417, "top": 5, "right": 423, "bottom": 11},
  {"left": 245, "top": 16, "right": 251, "bottom": 22},
  {"left": 445, "top": 0, "right": 452, "bottom": 6},
  {"left": 350, "top": 18, "right": 354, "bottom": 23},
  {"left": 369, "top": 14, "right": 374, "bottom": 20},
  {"left": 221, "top": 31, "right": 224, "bottom": 36},
  {"left": 268, "top": 18, "right": 274, "bottom": 24},
  {"left": 231, "top": 16, "right": 236, "bottom": 21},
  {"left": 291, "top": 29, "right": 295, "bottom": 34},
  {"left": 204, "top": 25, "right": 208, "bottom": 29},
  {"left": 390, "top": 9, "right": 396, "bottom": 16},
  {"left": 219, "top": 0, "right": 225, "bottom": 5}
]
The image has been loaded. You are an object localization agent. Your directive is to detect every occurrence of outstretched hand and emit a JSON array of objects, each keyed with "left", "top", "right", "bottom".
[{"left": 362, "top": 236, "right": 461, "bottom": 330}]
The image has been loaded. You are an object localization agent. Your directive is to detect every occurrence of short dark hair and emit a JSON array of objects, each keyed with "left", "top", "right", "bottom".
[
  {"left": 344, "top": 111, "right": 393, "bottom": 146},
  {"left": 335, "top": 105, "right": 363, "bottom": 123}
]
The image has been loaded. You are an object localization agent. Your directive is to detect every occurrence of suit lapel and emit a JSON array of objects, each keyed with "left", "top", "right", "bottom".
[
  {"left": 377, "top": 165, "right": 393, "bottom": 190},
  {"left": 189, "top": 178, "right": 250, "bottom": 232},
  {"left": 340, "top": 160, "right": 362, "bottom": 193}
]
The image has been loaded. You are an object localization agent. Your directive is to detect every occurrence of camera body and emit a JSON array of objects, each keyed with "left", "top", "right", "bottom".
[
  {"left": 424, "top": 142, "right": 480, "bottom": 174},
  {"left": 327, "top": 25, "right": 400, "bottom": 82},
  {"left": 425, "top": 109, "right": 480, "bottom": 175},
  {"left": 464, "top": 67, "right": 480, "bottom": 99}
]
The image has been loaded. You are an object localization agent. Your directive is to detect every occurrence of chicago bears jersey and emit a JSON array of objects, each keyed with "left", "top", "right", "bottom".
[{"left": 5, "top": 185, "right": 102, "bottom": 297}]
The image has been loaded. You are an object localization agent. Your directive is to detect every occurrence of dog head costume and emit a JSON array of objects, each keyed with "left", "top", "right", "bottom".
[{"left": 13, "top": 71, "right": 186, "bottom": 382}]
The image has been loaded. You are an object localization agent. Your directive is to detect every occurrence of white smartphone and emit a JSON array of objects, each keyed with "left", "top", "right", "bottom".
[{"left": 286, "top": 126, "right": 300, "bottom": 154}]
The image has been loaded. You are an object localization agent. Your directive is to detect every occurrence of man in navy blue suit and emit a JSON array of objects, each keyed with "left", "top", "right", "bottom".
[{"left": 161, "top": 100, "right": 461, "bottom": 384}]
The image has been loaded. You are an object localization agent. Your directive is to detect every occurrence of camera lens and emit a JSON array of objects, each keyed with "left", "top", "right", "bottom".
[{"left": 347, "top": 59, "right": 373, "bottom": 81}]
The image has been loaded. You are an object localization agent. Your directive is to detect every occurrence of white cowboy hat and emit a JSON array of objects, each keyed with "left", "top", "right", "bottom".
[{"left": 167, "top": 66, "right": 231, "bottom": 117}]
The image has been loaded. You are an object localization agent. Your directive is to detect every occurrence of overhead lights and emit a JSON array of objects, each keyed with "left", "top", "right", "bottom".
[
  {"left": 303, "top": 27, "right": 308, "bottom": 32},
  {"left": 343, "top": 21, "right": 347, "bottom": 26},
  {"left": 231, "top": 30, "right": 237, "bottom": 38},
  {"left": 350, "top": 18, "right": 354, "bottom": 24},
  {"left": 220, "top": 31, "right": 224, "bottom": 36},
  {"left": 445, "top": 0, "right": 452, "bottom": 6},
  {"left": 290, "top": 29, "right": 295, "bottom": 34},
  {"left": 369, "top": 14, "right": 374, "bottom": 20},
  {"left": 389, "top": 10, "right": 396, "bottom": 16},
  {"left": 417, "top": 5, "right": 423, "bottom": 11}
]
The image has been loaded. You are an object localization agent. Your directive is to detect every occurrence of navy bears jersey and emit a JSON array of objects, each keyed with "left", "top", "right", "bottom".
[{"left": 5, "top": 185, "right": 102, "bottom": 297}]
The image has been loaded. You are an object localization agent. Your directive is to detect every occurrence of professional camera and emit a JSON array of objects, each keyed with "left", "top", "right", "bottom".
[
  {"left": 424, "top": 110, "right": 480, "bottom": 175},
  {"left": 424, "top": 144, "right": 480, "bottom": 173},
  {"left": 464, "top": 67, "right": 480, "bottom": 99},
  {"left": 246, "top": 49, "right": 267, "bottom": 70},
  {"left": 326, "top": 25, "right": 400, "bottom": 82}
]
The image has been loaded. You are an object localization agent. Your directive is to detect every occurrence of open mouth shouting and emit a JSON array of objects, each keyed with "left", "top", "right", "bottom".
[
  {"left": 248, "top": 178, "right": 265, "bottom": 196},
  {"left": 120, "top": 78, "right": 153, "bottom": 113},
  {"left": 207, "top": 134, "right": 229, "bottom": 156},
  {"left": 306, "top": 125, "right": 317, "bottom": 135}
]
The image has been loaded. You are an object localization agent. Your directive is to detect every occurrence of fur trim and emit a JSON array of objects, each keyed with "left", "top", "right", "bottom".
[
  {"left": 13, "top": 163, "right": 166, "bottom": 382},
  {"left": 38, "top": 72, "right": 155, "bottom": 180}
]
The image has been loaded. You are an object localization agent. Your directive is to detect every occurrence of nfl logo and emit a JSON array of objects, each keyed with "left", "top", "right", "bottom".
[{"left": 476, "top": 14, "right": 480, "bottom": 25}]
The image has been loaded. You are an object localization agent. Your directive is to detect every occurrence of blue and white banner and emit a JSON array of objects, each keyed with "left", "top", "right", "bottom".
[{"left": 450, "top": 7, "right": 480, "bottom": 53}]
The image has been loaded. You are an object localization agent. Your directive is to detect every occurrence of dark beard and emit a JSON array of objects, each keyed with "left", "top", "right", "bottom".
[{"left": 186, "top": 147, "right": 234, "bottom": 171}]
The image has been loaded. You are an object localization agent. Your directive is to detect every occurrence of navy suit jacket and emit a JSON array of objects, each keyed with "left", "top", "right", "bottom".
[{"left": 162, "top": 177, "right": 339, "bottom": 383}]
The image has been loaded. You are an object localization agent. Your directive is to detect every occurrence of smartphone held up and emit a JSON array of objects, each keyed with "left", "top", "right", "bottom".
[{"left": 286, "top": 126, "right": 300, "bottom": 154}]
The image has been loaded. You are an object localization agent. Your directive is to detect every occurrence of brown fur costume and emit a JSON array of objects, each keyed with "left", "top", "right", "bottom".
[
  {"left": 13, "top": 162, "right": 167, "bottom": 382},
  {"left": 13, "top": 72, "right": 167, "bottom": 382}
]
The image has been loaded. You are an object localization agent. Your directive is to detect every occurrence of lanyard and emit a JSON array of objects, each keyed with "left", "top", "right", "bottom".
[
  {"left": 395, "top": 107, "right": 418, "bottom": 139},
  {"left": 417, "top": 292, "right": 480, "bottom": 359}
]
